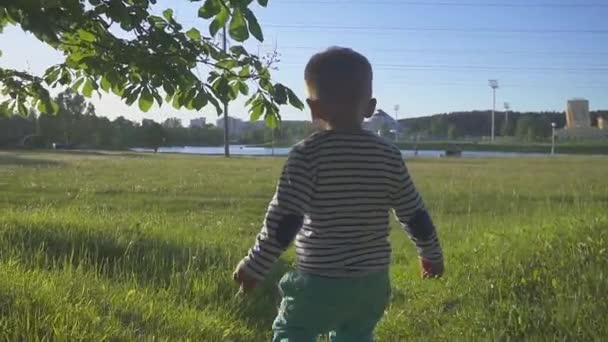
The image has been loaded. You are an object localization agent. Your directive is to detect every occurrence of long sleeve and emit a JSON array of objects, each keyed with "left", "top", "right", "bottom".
[
  {"left": 390, "top": 153, "right": 443, "bottom": 262},
  {"left": 238, "top": 147, "right": 314, "bottom": 281}
]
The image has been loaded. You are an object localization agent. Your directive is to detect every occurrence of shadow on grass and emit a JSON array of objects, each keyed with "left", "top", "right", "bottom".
[
  {"left": 0, "top": 219, "right": 297, "bottom": 334},
  {"left": 1, "top": 221, "right": 231, "bottom": 287},
  {"left": 0, "top": 153, "right": 64, "bottom": 167}
]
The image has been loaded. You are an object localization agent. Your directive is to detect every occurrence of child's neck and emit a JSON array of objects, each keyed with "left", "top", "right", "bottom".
[{"left": 323, "top": 121, "right": 364, "bottom": 133}]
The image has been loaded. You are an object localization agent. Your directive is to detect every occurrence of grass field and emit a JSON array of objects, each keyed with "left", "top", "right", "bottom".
[{"left": 0, "top": 151, "right": 607, "bottom": 341}]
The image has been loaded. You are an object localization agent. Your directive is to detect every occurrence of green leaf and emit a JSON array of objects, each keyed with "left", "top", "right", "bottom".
[
  {"left": 199, "top": 0, "right": 222, "bottom": 19},
  {"left": 230, "top": 46, "right": 248, "bottom": 57},
  {"left": 82, "top": 79, "right": 94, "bottom": 97},
  {"left": 244, "top": 8, "right": 263, "bottom": 42},
  {"left": 149, "top": 16, "right": 167, "bottom": 29},
  {"left": 209, "top": 7, "right": 229, "bottom": 37},
  {"left": 172, "top": 91, "right": 182, "bottom": 109},
  {"left": 250, "top": 100, "right": 263, "bottom": 121},
  {"left": 239, "top": 65, "right": 250, "bottom": 77},
  {"left": 273, "top": 84, "right": 287, "bottom": 105},
  {"left": 286, "top": 88, "right": 304, "bottom": 110},
  {"left": 162, "top": 9, "right": 173, "bottom": 21},
  {"left": 207, "top": 94, "right": 223, "bottom": 115},
  {"left": 216, "top": 59, "right": 238, "bottom": 69},
  {"left": 0, "top": 101, "right": 9, "bottom": 116},
  {"left": 139, "top": 88, "right": 154, "bottom": 112},
  {"left": 162, "top": 82, "right": 175, "bottom": 97},
  {"left": 238, "top": 81, "right": 249, "bottom": 95},
  {"left": 229, "top": 8, "right": 249, "bottom": 42},
  {"left": 125, "top": 88, "right": 140, "bottom": 106},
  {"left": 186, "top": 28, "right": 201, "bottom": 41},
  {"left": 50, "top": 101, "right": 59, "bottom": 114},
  {"left": 71, "top": 77, "right": 85, "bottom": 92},
  {"left": 18, "top": 101, "right": 28, "bottom": 116},
  {"left": 244, "top": 93, "right": 257, "bottom": 107},
  {"left": 112, "top": 83, "right": 124, "bottom": 97},
  {"left": 265, "top": 110, "right": 278, "bottom": 128},
  {"left": 36, "top": 100, "right": 47, "bottom": 113},
  {"left": 212, "top": 77, "right": 232, "bottom": 103},
  {"left": 44, "top": 66, "right": 61, "bottom": 85},
  {"left": 192, "top": 91, "right": 208, "bottom": 110},
  {"left": 183, "top": 88, "right": 197, "bottom": 107},
  {"left": 257, "top": 0, "right": 269, "bottom": 7},
  {"left": 152, "top": 91, "right": 163, "bottom": 107},
  {"left": 100, "top": 76, "right": 111, "bottom": 92},
  {"left": 77, "top": 29, "right": 96, "bottom": 42}
]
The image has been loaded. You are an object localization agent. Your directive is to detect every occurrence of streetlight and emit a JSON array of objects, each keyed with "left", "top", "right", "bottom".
[
  {"left": 394, "top": 104, "right": 400, "bottom": 142},
  {"left": 551, "top": 122, "right": 556, "bottom": 155},
  {"left": 489, "top": 80, "right": 499, "bottom": 142},
  {"left": 504, "top": 102, "right": 510, "bottom": 136}
]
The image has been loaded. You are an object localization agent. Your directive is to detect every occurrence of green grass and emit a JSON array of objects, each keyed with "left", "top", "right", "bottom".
[{"left": 1, "top": 150, "right": 607, "bottom": 341}]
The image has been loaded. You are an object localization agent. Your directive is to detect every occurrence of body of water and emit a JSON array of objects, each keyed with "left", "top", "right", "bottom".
[{"left": 131, "top": 145, "right": 553, "bottom": 158}]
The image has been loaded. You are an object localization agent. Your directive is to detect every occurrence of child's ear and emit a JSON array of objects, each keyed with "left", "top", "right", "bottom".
[
  {"left": 307, "top": 98, "right": 324, "bottom": 121},
  {"left": 364, "top": 98, "right": 377, "bottom": 118}
]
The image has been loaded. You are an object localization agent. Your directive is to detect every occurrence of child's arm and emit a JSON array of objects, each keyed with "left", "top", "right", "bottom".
[
  {"left": 234, "top": 148, "right": 313, "bottom": 289},
  {"left": 390, "top": 152, "right": 444, "bottom": 277}
]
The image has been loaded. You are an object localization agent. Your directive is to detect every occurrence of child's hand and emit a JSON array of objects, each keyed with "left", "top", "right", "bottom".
[
  {"left": 420, "top": 258, "right": 444, "bottom": 279},
  {"left": 233, "top": 266, "right": 259, "bottom": 294}
]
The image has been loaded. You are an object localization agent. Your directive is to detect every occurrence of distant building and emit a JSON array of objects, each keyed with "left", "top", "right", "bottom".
[
  {"left": 556, "top": 99, "right": 607, "bottom": 139},
  {"left": 363, "top": 109, "right": 396, "bottom": 135},
  {"left": 598, "top": 117, "right": 606, "bottom": 130},
  {"left": 216, "top": 116, "right": 245, "bottom": 138},
  {"left": 566, "top": 99, "right": 591, "bottom": 129},
  {"left": 189, "top": 117, "right": 206, "bottom": 128}
]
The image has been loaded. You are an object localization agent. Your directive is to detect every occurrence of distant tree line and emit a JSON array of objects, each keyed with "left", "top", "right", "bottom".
[
  {"left": 400, "top": 110, "right": 608, "bottom": 141},
  {"left": 0, "top": 90, "right": 314, "bottom": 150},
  {"left": 0, "top": 90, "right": 225, "bottom": 150},
  {"left": 239, "top": 120, "right": 315, "bottom": 146}
]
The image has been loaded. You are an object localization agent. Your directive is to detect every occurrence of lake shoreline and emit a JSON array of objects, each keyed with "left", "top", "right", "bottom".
[{"left": 129, "top": 145, "right": 582, "bottom": 159}]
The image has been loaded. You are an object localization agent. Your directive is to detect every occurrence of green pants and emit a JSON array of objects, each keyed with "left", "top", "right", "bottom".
[{"left": 272, "top": 270, "right": 391, "bottom": 342}]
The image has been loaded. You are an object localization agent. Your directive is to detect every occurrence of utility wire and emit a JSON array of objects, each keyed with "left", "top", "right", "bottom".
[
  {"left": 266, "top": 24, "right": 608, "bottom": 35},
  {"left": 279, "top": 63, "right": 608, "bottom": 72},
  {"left": 275, "top": 1, "right": 608, "bottom": 8},
  {"left": 264, "top": 45, "right": 608, "bottom": 57}
]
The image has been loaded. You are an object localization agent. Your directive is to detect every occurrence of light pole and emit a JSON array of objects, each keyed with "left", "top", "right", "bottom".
[
  {"left": 504, "top": 102, "right": 510, "bottom": 136},
  {"left": 488, "top": 80, "right": 498, "bottom": 142},
  {"left": 489, "top": 80, "right": 499, "bottom": 142},
  {"left": 394, "top": 104, "right": 400, "bottom": 142},
  {"left": 551, "top": 122, "right": 556, "bottom": 155}
]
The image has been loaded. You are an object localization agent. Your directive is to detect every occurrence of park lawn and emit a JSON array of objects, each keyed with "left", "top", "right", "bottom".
[{"left": 0, "top": 150, "right": 607, "bottom": 341}]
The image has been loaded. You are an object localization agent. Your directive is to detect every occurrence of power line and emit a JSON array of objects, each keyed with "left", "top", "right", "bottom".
[
  {"left": 279, "top": 63, "right": 608, "bottom": 72},
  {"left": 266, "top": 45, "right": 608, "bottom": 57},
  {"left": 375, "top": 63, "right": 608, "bottom": 72},
  {"left": 379, "top": 81, "right": 608, "bottom": 89},
  {"left": 266, "top": 24, "right": 608, "bottom": 35},
  {"left": 275, "top": 1, "right": 608, "bottom": 8}
]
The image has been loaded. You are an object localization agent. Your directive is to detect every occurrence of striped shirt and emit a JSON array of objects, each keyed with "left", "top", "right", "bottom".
[{"left": 239, "top": 130, "right": 443, "bottom": 280}]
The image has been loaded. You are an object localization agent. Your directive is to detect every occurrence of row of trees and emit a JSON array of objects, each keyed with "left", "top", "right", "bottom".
[
  {"left": 401, "top": 110, "right": 608, "bottom": 141},
  {"left": 0, "top": 90, "right": 314, "bottom": 149},
  {"left": 0, "top": 90, "right": 225, "bottom": 150}
]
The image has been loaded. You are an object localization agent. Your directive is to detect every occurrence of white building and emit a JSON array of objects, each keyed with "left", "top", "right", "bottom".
[
  {"left": 189, "top": 117, "right": 206, "bottom": 128},
  {"left": 363, "top": 109, "right": 397, "bottom": 135},
  {"left": 216, "top": 116, "right": 245, "bottom": 138}
]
